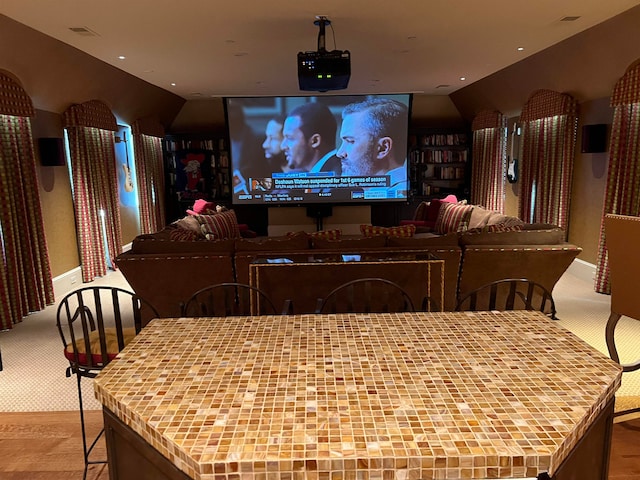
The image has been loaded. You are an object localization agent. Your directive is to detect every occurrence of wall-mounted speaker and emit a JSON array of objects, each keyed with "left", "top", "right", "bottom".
[
  {"left": 581, "top": 124, "right": 608, "bottom": 153},
  {"left": 38, "top": 137, "right": 65, "bottom": 166}
]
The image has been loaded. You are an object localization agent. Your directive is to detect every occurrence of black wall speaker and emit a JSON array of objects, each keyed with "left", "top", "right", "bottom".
[
  {"left": 581, "top": 124, "right": 608, "bottom": 153},
  {"left": 38, "top": 137, "right": 65, "bottom": 166}
]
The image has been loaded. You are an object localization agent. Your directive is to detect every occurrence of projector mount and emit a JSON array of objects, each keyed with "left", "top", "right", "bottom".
[{"left": 314, "top": 16, "right": 331, "bottom": 52}]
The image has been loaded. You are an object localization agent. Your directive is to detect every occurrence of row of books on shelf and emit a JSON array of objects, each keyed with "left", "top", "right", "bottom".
[
  {"left": 418, "top": 183, "right": 462, "bottom": 196},
  {"left": 164, "top": 138, "right": 227, "bottom": 152},
  {"left": 165, "top": 152, "right": 230, "bottom": 171},
  {"left": 415, "top": 165, "right": 466, "bottom": 180},
  {"left": 410, "top": 133, "right": 468, "bottom": 147},
  {"left": 411, "top": 149, "right": 468, "bottom": 164}
]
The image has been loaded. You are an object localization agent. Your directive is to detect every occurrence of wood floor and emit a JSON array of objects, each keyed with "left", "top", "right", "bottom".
[{"left": 0, "top": 411, "right": 638, "bottom": 479}]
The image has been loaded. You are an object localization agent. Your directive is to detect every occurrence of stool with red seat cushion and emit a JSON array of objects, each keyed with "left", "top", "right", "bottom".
[{"left": 56, "top": 286, "right": 159, "bottom": 480}]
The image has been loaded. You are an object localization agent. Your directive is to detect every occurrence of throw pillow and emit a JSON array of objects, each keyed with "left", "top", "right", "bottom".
[
  {"left": 414, "top": 201, "right": 429, "bottom": 221},
  {"left": 287, "top": 229, "right": 342, "bottom": 240},
  {"left": 360, "top": 224, "right": 416, "bottom": 238},
  {"left": 310, "top": 229, "right": 342, "bottom": 240},
  {"left": 434, "top": 202, "right": 473, "bottom": 234},
  {"left": 468, "top": 206, "right": 494, "bottom": 229},
  {"left": 195, "top": 210, "right": 241, "bottom": 240},
  {"left": 173, "top": 215, "right": 203, "bottom": 234},
  {"left": 465, "top": 223, "right": 524, "bottom": 234},
  {"left": 424, "top": 195, "right": 458, "bottom": 222},
  {"left": 169, "top": 228, "right": 202, "bottom": 241}
]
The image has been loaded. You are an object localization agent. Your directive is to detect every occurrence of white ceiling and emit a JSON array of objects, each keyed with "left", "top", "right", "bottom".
[{"left": 3, "top": 0, "right": 640, "bottom": 99}]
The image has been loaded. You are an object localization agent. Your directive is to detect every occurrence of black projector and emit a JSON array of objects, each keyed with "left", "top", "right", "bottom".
[{"left": 297, "top": 50, "right": 351, "bottom": 92}]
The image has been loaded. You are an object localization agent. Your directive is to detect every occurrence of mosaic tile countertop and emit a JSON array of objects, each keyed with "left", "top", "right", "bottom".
[{"left": 94, "top": 311, "right": 622, "bottom": 480}]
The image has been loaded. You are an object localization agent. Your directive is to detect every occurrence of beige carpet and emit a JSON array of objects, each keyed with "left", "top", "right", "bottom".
[{"left": 0, "top": 262, "right": 638, "bottom": 415}]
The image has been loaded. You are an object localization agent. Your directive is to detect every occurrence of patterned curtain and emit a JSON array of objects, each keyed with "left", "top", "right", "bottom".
[
  {"left": 518, "top": 89, "right": 578, "bottom": 231},
  {"left": 470, "top": 110, "right": 507, "bottom": 212},
  {"left": 595, "top": 62, "right": 640, "bottom": 293},
  {"left": 132, "top": 119, "right": 166, "bottom": 234},
  {"left": 0, "top": 72, "right": 54, "bottom": 329},
  {"left": 63, "top": 100, "right": 122, "bottom": 283}
]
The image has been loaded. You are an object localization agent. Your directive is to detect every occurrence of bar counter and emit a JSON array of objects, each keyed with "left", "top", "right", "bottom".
[{"left": 94, "top": 311, "right": 622, "bottom": 480}]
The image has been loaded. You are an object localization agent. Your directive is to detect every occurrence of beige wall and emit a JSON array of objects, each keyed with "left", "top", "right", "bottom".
[
  {"left": 450, "top": 6, "right": 640, "bottom": 264},
  {"left": 2, "top": 14, "right": 185, "bottom": 277}
]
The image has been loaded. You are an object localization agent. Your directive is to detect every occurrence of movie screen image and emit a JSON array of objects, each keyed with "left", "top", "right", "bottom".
[{"left": 224, "top": 94, "right": 412, "bottom": 205}]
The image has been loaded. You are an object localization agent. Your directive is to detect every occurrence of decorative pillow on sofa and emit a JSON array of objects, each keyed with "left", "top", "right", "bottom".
[
  {"left": 195, "top": 210, "right": 241, "bottom": 240},
  {"left": 287, "top": 229, "right": 342, "bottom": 241},
  {"left": 360, "top": 224, "right": 416, "bottom": 238},
  {"left": 485, "top": 211, "right": 525, "bottom": 227},
  {"left": 169, "top": 228, "right": 202, "bottom": 241},
  {"left": 425, "top": 194, "right": 458, "bottom": 222},
  {"left": 173, "top": 215, "right": 204, "bottom": 234},
  {"left": 434, "top": 202, "right": 473, "bottom": 234},
  {"left": 468, "top": 206, "right": 495, "bottom": 230},
  {"left": 465, "top": 224, "right": 524, "bottom": 234}
]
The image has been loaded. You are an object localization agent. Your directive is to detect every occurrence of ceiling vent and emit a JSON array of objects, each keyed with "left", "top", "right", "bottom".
[
  {"left": 436, "top": 84, "right": 450, "bottom": 89},
  {"left": 68, "top": 27, "right": 99, "bottom": 36},
  {"left": 560, "top": 16, "right": 581, "bottom": 22}
]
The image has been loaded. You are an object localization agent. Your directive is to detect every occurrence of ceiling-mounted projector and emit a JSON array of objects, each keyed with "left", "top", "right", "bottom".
[{"left": 298, "top": 17, "right": 350, "bottom": 92}]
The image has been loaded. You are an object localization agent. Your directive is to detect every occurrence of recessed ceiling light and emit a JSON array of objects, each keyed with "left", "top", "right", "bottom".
[
  {"left": 517, "top": 47, "right": 524, "bottom": 51},
  {"left": 118, "top": 55, "right": 126, "bottom": 60},
  {"left": 170, "top": 83, "right": 176, "bottom": 86},
  {"left": 460, "top": 77, "right": 466, "bottom": 81}
]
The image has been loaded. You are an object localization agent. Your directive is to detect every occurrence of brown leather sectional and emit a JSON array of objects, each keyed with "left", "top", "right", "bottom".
[{"left": 115, "top": 226, "right": 581, "bottom": 317}]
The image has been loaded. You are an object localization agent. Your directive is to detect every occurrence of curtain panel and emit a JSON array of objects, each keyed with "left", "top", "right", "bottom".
[
  {"left": 64, "top": 100, "right": 121, "bottom": 283},
  {"left": 594, "top": 62, "right": 640, "bottom": 294},
  {"left": 0, "top": 114, "right": 54, "bottom": 329},
  {"left": 471, "top": 110, "right": 507, "bottom": 212},
  {"left": 0, "top": 71, "right": 54, "bottom": 330},
  {"left": 132, "top": 118, "right": 166, "bottom": 234},
  {"left": 518, "top": 90, "right": 578, "bottom": 231},
  {"left": 132, "top": 133, "right": 166, "bottom": 234}
]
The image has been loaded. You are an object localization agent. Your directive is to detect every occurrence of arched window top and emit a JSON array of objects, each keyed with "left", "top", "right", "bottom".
[
  {"left": 611, "top": 60, "right": 640, "bottom": 106},
  {"left": 0, "top": 70, "right": 35, "bottom": 117},
  {"left": 132, "top": 116, "right": 165, "bottom": 138},
  {"left": 63, "top": 99, "right": 118, "bottom": 131},
  {"left": 520, "top": 89, "right": 578, "bottom": 122},
  {"left": 471, "top": 110, "right": 505, "bottom": 131}
]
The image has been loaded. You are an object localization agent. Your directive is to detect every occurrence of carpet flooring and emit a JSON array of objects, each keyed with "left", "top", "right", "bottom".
[{"left": 0, "top": 262, "right": 638, "bottom": 415}]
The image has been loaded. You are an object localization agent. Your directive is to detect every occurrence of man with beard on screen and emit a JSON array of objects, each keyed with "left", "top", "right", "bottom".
[
  {"left": 280, "top": 102, "right": 341, "bottom": 174},
  {"left": 336, "top": 98, "right": 408, "bottom": 198}
]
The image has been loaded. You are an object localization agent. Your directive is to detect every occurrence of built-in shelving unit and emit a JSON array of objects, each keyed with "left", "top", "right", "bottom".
[
  {"left": 408, "top": 129, "right": 471, "bottom": 200},
  {"left": 162, "top": 133, "right": 230, "bottom": 222}
]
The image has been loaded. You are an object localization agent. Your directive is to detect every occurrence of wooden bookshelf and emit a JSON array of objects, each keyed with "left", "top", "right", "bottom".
[
  {"left": 163, "top": 133, "right": 230, "bottom": 222},
  {"left": 408, "top": 128, "right": 471, "bottom": 200}
]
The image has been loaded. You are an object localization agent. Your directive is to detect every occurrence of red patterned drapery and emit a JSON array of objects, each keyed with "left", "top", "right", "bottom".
[
  {"left": 0, "top": 72, "right": 54, "bottom": 330},
  {"left": 63, "top": 100, "right": 122, "bottom": 283},
  {"left": 594, "top": 62, "right": 640, "bottom": 294},
  {"left": 470, "top": 110, "right": 507, "bottom": 212},
  {"left": 132, "top": 118, "right": 166, "bottom": 234},
  {"left": 518, "top": 89, "right": 578, "bottom": 231}
]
